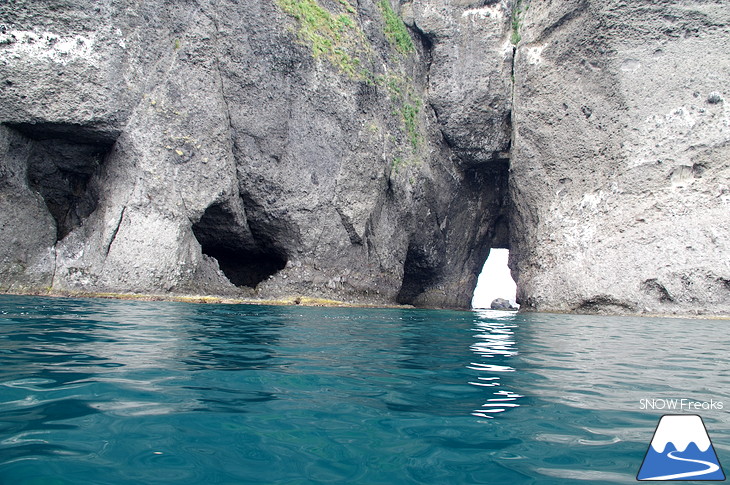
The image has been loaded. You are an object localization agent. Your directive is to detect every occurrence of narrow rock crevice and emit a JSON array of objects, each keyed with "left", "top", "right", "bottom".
[
  {"left": 336, "top": 207, "right": 364, "bottom": 246},
  {"left": 105, "top": 206, "right": 126, "bottom": 257},
  {"left": 510, "top": 46, "right": 517, "bottom": 99},
  {"left": 538, "top": 0, "right": 589, "bottom": 42},
  {"left": 409, "top": 20, "right": 434, "bottom": 72},
  {"left": 209, "top": 10, "right": 237, "bottom": 159},
  {"left": 575, "top": 295, "right": 637, "bottom": 314},
  {"left": 4, "top": 121, "right": 121, "bottom": 146},
  {"left": 641, "top": 278, "right": 675, "bottom": 303}
]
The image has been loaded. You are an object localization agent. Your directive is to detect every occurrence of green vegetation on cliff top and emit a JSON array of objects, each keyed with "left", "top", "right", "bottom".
[
  {"left": 278, "top": 0, "right": 423, "bottom": 157},
  {"left": 278, "top": 0, "right": 416, "bottom": 78}
]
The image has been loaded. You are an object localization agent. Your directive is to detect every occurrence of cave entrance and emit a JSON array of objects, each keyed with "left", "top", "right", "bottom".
[
  {"left": 471, "top": 248, "right": 517, "bottom": 309},
  {"left": 396, "top": 240, "right": 443, "bottom": 305},
  {"left": 7, "top": 122, "right": 118, "bottom": 241},
  {"left": 191, "top": 203, "right": 287, "bottom": 288}
]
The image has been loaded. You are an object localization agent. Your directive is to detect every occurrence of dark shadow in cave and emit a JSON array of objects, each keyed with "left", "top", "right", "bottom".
[
  {"left": 191, "top": 202, "right": 287, "bottom": 288},
  {"left": 396, "top": 242, "right": 440, "bottom": 305},
  {"left": 6, "top": 122, "right": 118, "bottom": 241}
]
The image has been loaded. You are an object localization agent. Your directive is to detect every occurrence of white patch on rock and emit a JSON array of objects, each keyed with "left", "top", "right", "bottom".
[
  {"left": 579, "top": 191, "right": 605, "bottom": 211},
  {"left": 0, "top": 30, "right": 95, "bottom": 65},
  {"left": 663, "top": 107, "right": 696, "bottom": 129},
  {"left": 669, "top": 165, "right": 695, "bottom": 188},
  {"left": 560, "top": 216, "right": 598, "bottom": 252},
  {"left": 461, "top": 4, "right": 504, "bottom": 21},
  {"left": 620, "top": 58, "right": 641, "bottom": 71},
  {"left": 627, "top": 157, "right": 653, "bottom": 169},
  {"left": 523, "top": 45, "right": 544, "bottom": 65}
]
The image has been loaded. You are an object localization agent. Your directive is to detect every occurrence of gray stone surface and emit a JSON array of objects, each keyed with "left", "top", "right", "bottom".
[
  {"left": 509, "top": 0, "right": 730, "bottom": 315},
  {"left": 1, "top": 0, "right": 728, "bottom": 316},
  {"left": 406, "top": 0, "right": 514, "bottom": 167},
  {"left": 0, "top": 0, "right": 511, "bottom": 309},
  {"left": 490, "top": 297, "right": 516, "bottom": 311}
]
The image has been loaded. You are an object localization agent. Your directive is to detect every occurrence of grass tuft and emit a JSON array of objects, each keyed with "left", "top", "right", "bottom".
[
  {"left": 511, "top": 1, "right": 526, "bottom": 45},
  {"left": 278, "top": 0, "right": 423, "bottom": 164},
  {"left": 337, "top": 0, "right": 356, "bottom": 14},
  {"left": 278, "top": 0, "right": 363, "bottom": 77},
  {"left": 378, "top": 0, "right": 414, "bottom": 55},
  {"left": 401, "top": 99, "right": 421, "bottom": 149}
]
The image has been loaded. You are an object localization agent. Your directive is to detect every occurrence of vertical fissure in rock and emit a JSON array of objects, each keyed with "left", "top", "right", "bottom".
[
  {"left": 336, "top": 207, "right": 364, "bottom": 246},
  {"left": 409, "top": 21, "right": 434, "bottom": 74},
  {"left": 510, "top": 45, "right": 517, "bottom": 100},
  {"left": 106, "top": 206, "right": 126, "bottom": 256}
]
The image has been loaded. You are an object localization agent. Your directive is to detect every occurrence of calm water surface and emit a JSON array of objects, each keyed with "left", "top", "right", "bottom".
[{"left": 0, "top": 295, "right": 728, "bottom": 484}]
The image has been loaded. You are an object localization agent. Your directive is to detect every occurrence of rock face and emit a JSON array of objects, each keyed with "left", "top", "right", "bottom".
[
  {"left": 0, "top": 0, "right": 728, "bottom": 316},
  {"left": 509, "top": 0, "right": 730, "bottom": 315},
  {"left": 0, "top": 0, "right": 512, "bottom": 309}
]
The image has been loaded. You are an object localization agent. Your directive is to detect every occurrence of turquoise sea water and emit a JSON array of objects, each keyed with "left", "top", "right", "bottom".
[{"left": 0, "top": 295, "right": 728, "bottom": 484}]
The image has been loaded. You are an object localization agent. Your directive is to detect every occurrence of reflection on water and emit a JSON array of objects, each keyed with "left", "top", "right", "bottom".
[
  {"left": 468, "top": 311, "right": 524, "bottom": 418},
  {"left": 183, "top": 305, "right": 287, "bottom": 371},
  {"left": 1, "top": 295, "right": 729, "bottom": 484},
  {"left": 514, "top": 312, "right": 730, "bottom": 413}
]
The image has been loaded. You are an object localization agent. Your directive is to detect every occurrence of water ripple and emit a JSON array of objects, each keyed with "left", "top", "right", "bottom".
[{"left": 0, "top": 295, "right": 728, "bottom": 484}]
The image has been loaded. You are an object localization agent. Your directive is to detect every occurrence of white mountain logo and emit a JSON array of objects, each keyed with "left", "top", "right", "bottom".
[{"left": 637, "top": 414, "right": 725, "bottom": 481}]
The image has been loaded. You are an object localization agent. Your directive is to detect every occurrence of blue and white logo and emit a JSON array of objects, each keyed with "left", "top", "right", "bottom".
[{"left": 637, "top": 414, "right": 725, "bottom": 481}]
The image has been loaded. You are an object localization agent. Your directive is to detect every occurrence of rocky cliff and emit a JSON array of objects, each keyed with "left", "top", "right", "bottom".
[
  {"left": 509, "top": 0, "right": 730, "bottom": 315},
  {"left": 0, "top": 0, "right": 728, "bottom": 315}
]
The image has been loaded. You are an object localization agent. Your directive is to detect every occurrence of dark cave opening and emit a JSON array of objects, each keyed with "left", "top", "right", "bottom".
[
  {"left": 191, "top": 202, "right": 287, "bottom": 288},
  {"left": 396, "top": 242, "right": 440, "bottom": 305},
  {"left": 7, "top": 122, "right": 117, "bottom": 241},
  {"left": 200, "top": 246, "right": 287, "bottom": 288}
]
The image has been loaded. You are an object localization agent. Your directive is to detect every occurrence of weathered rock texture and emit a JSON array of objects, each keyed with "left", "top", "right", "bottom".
[
  {"left": 509, "top": 0, "right": 730, "bottom": 315},
  {"left": 0, "top": 0, "right": 512, "bottom": 309},
  {"left": 1, "top": 0, "right": 728, "bottom": 316}
]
